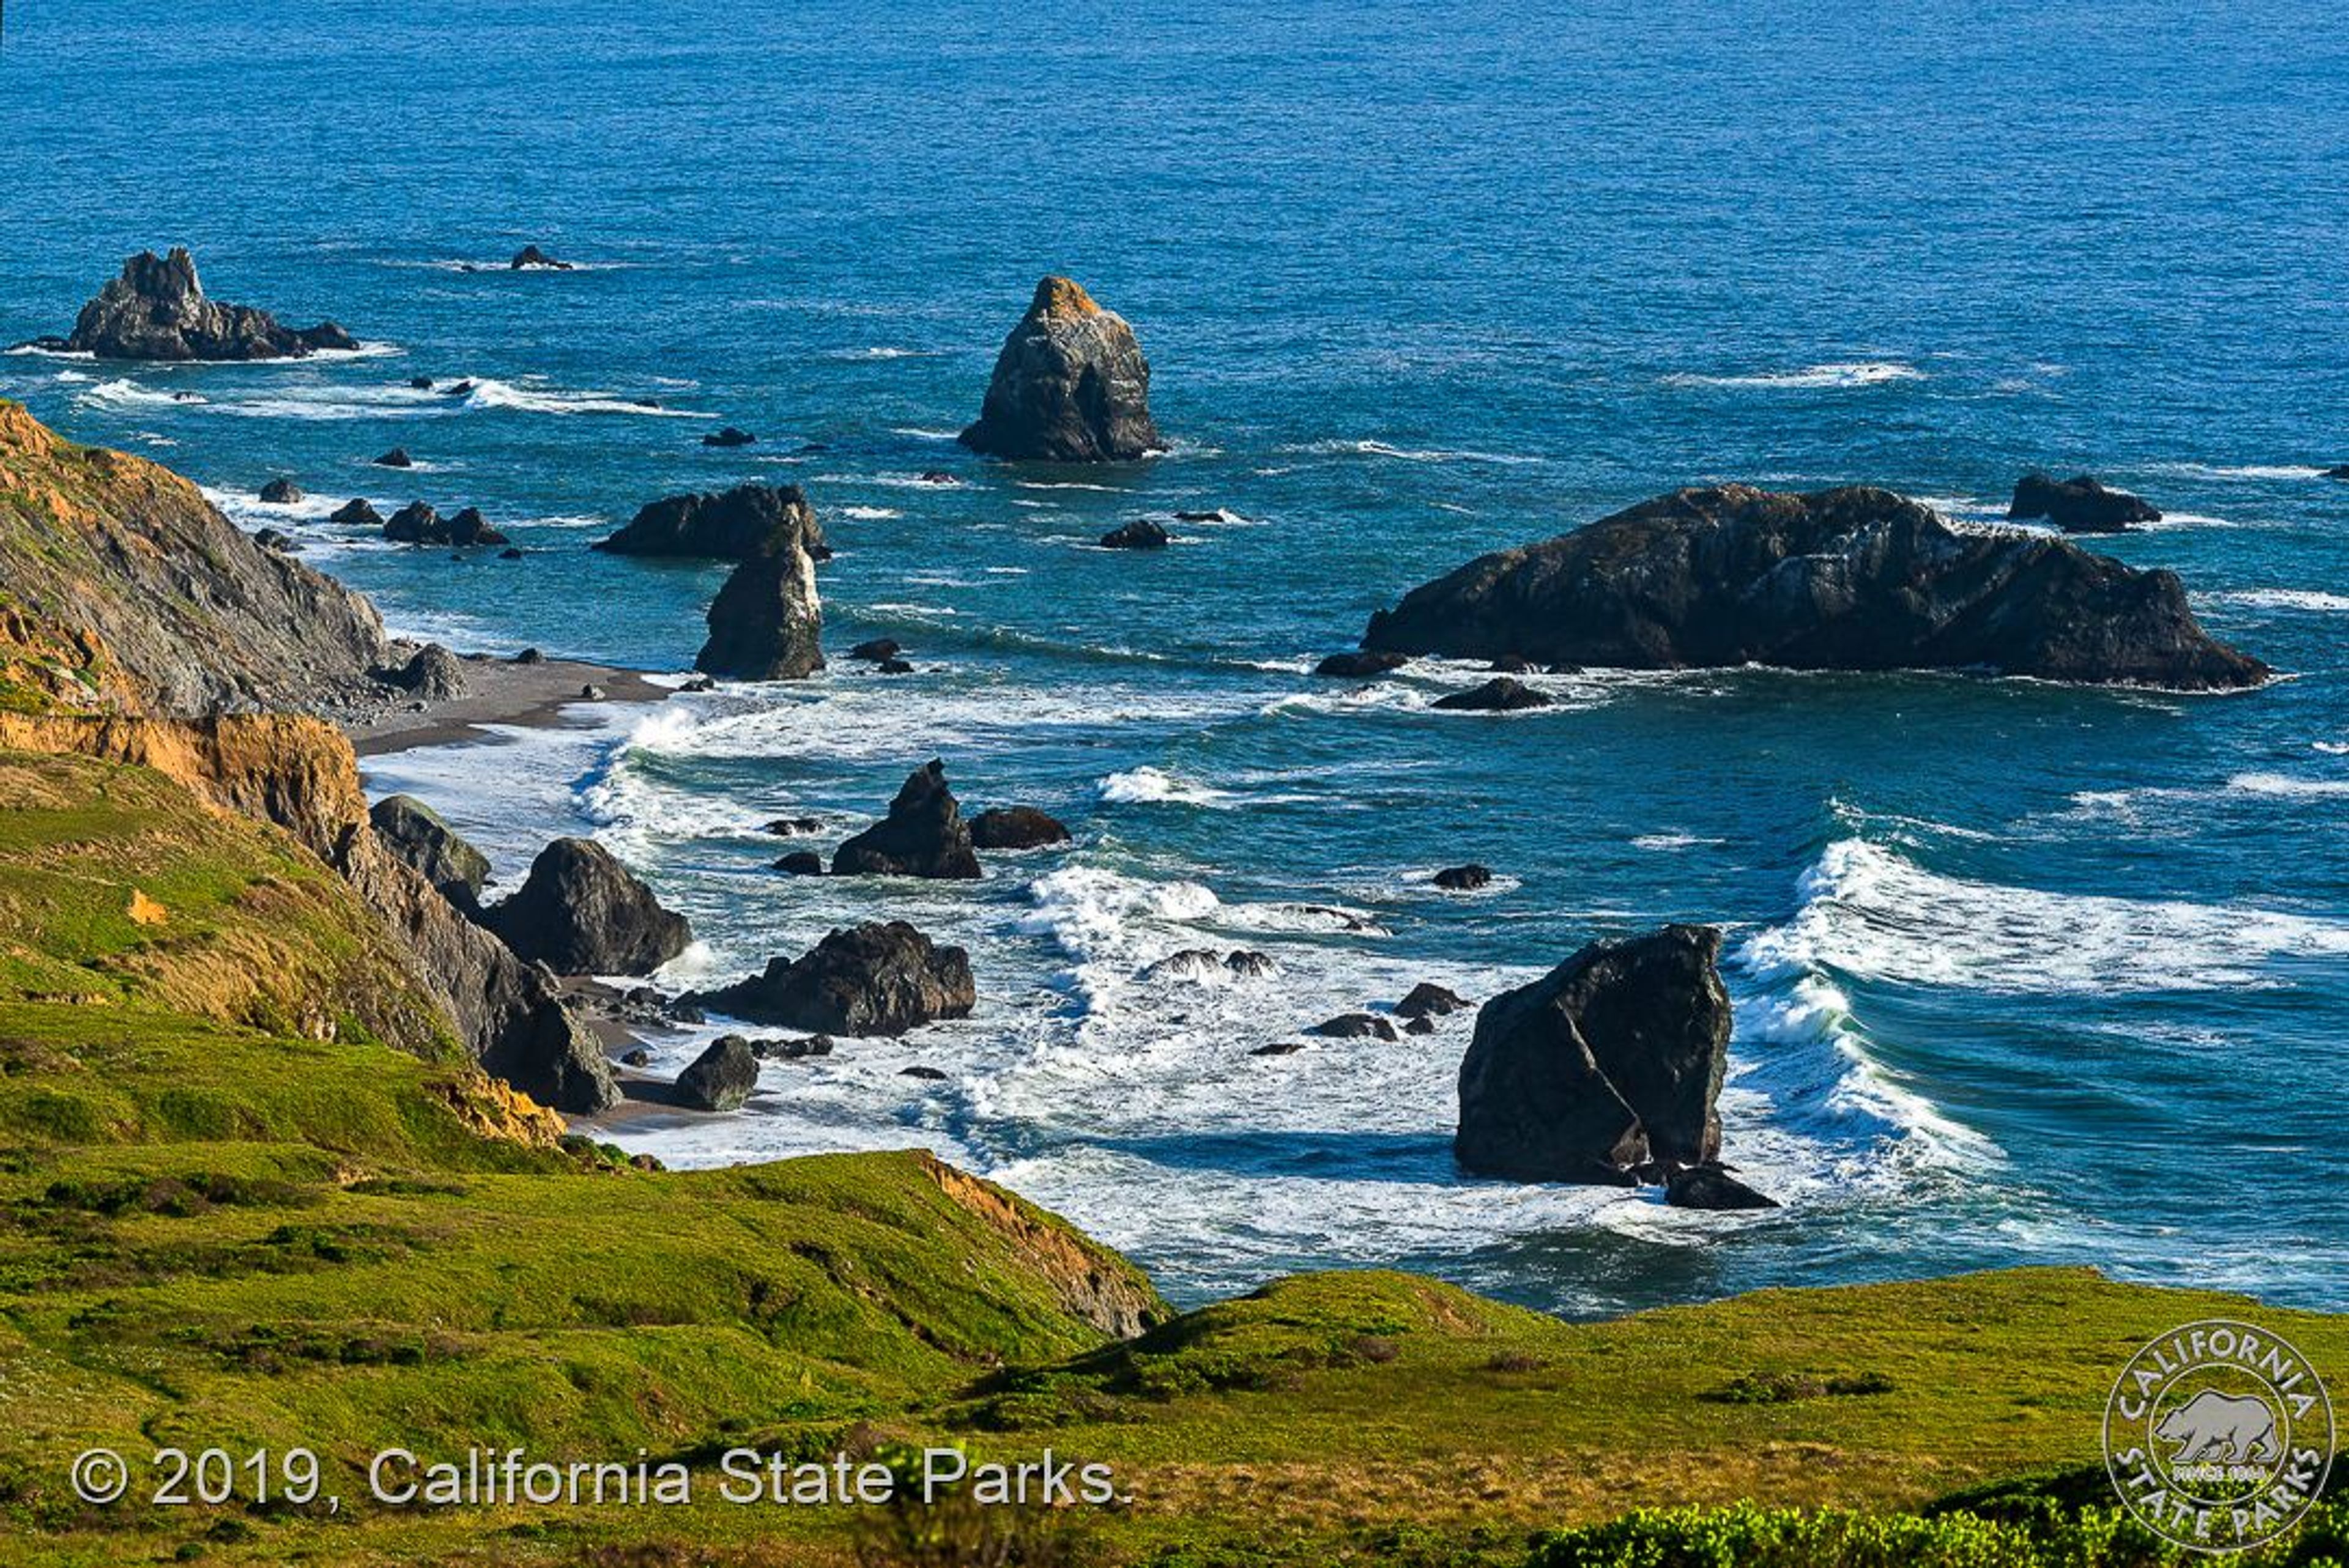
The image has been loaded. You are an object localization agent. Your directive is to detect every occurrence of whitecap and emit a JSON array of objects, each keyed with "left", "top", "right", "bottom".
[
  {"left": 1664, "top": 361, "right": 1926, "bottom": 390},
  {"left": 461, "top": 378, "right": 706, "bottom": 418},
  {"left": 2209, "top": 588, "right": 2349, "bottom": 613}
]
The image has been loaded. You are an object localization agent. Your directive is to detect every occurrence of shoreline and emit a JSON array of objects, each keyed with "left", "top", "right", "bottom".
[{"left": 347, "top": 653, "right": 674, "bottom": 758}]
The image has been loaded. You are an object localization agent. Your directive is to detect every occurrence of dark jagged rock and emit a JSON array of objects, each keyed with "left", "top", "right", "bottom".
[
  {"left": 2323, "top": 464, "right": 2349, "bottom": 480},
  {"left": 848, "top": 638, "right": 902, "bottom": 662},
  {"left": 959, "top": 276, "right": 1163, "bottom": 462},
  {"left": 579, "top": 684, "right": 606, "bottom": 700},
  {"left": 513, "top": 647, "right": 544, "bottom": 665},
  {"left": 692, "top": 920, "right": 976, "bottom": 1037},
  {"left": 251, "top": 528, "right": 299, "bottom": 553},
  {"left": 1433, "top": 676, "right": 1553, "bottom": 711},
  {"left": 595, "top": 483, "right": 824, "bottom": 561},
  {"left": 776, "top": 851, "right": 825, "bottom": 876},
  {"left": 376, "top": 643, "right": 468, "bottom": 701},
  {"left": 330, "top": 498, "right": 384, "bottom": 528},
  {"left": 766, "top": 816, "right": 823, "bottom": 836},
  {"left": 374, "top": 448, "right": 414, "bottom": 468},
  {"left": 1252, "top": 1041, "right": 1308, "bottom": 1057},
  {"left": 1488, "top": 654, "right": 1537, "bottom": 673},
  {"left": 499, "top": 547, "right": 524, "bottom": 560},
  {"left": 901, "top": 1065, "right": 949, "bottom": 1081},
  {"left": 832, "top": 761, "right": 981, "bottom": 878},
  {"left": 1099, "top": 519, "right": 1170, "bottom": 550},
  {"left": 409, "top": 376, "right": 435, "bottom": 390},
  {"left": 1455, "top": 925, "right": 1732, "bottom": 1184},
  {"left": 702, "top": 426, "right": 757, "bottom": 448},
  {"left": 1362, "top": 485, "right": 2266, "bottom": 690},
  {"left": 694, "top": 523, "right": 825, "bottom": 682},
  {"left": 1666, "top": 1164, "right": 1781, "bottom": 1211},
  {"left": 2008, "top": 472, "right": 2161, "bottom": 533},
  {"left": 384, "top": 502, "right": 440, "bottom": 543},
  {"left": 487, "top": 838, "right": 692, "bottom": 977},
  {"left": 675, "top": 1036, "right": 759, "bottom": 1112},
  {"left": 511, "top": 245, "right": 574, "bottom": 271},
  {"left": 371, "top": 794, "right": 491, "bottom": 915},
  {"left": 1405, "top": 1015, "right": 1438, "bottom": 1035},
  {"left": 752, "top": 1034, "right": 834, "bottom": 1061},
  {"left": 1225, "top": 950, "right": 1277, "bottom": 978},
  {"left": 259, "top": 478, "right": 303, "bottom": 505},
  {"left": 969, "top": 806, "right": 1072, "bottom": 851},
  {"left": 1309, "top": 1012, "right": 1399, "bottom": 1041},
  {"left": 442, "top": 380, "right": 477, "bottom": 398},
  {"left": 1398, "top": 982, "right": 1471, "bottom": 1020},
  {"left": 918, "top": 470, "right": 957, "bottom": 485},
  {"left": 1175, "top": 508, "right": 1241, "bottom": 523},
  {"left": 46, "top": 249, "right": 356, "bottom": 361},
  {"left": 445, "top": 508, "right": 509, "bottom": 547},
  {"left": 1434, "top": 864, "right": 1492, "bottom": 892},
  {"left": 877, "top": 657, "right": 914, "bottom": 675},
  {"left": 1315, "top": 650, "right": 1411, "bottom": 679}
]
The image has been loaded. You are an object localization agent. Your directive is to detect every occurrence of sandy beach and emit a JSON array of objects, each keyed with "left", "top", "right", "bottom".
[{"left": 346, "top": 653, "right": 674, "bottom": 758}]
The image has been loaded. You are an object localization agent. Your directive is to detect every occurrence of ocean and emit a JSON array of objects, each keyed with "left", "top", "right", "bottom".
[{"left": 3, "top": 0, "right": 2345, "bottom": 1316}]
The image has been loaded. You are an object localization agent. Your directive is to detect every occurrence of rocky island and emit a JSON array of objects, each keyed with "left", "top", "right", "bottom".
[
  {"left": 959, "top": 275, "right": 1163, "bottom": 461},
  {"left": 1357, "top": 484, "right": 2268, "bottom": 689},
  {"left": 18, "top": 248, "right": 357, "bottom": 360}
]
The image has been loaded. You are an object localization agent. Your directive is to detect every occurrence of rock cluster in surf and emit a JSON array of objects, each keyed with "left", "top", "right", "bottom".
[
  {"left": 833, "top": 761, "right": 982, "bottom": 878},
  {"left": 959, "top": 276, "right": 1162, "bottom": 462},
  {"left": 24, "top": 249, "right": 356, "bottom": 361},
  {"left": 693, "top": 921, "right": 976, "bottom": 1037},
  {"left": 1359, "top": 484, "right": 2266, "bottom": 690}
]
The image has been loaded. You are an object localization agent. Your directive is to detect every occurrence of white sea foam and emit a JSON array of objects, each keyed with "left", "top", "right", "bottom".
[
  {"left": 1281, "top": 438, "right": 1546, "bottom": 465},
  {"left": 1099, "top": 766, "right": 1232, "bottom": 807},
  {"left": 2209, "top": 588, "right": 2349, "bottom": 613},
  {"left": 2227, "top": 772, "right": 2349, "bottom": 798},
  {"left": 79, "top": 379, "right": 204, "bottom": 410},
  {"left": 838, "top": 505, "right": 902, "bottom": 520},
  {"left": 461, "top": 378, "right": 705, "bottom": 418},
  {"left": 2153, "top": 462, "right": 2332, "bottom": 481},
  {"left": 1743, "top": 837, "right": 2349, "bottom": 994},
  {"left": 1666, "top": 361, "right": 1926, "bottom": 390}
]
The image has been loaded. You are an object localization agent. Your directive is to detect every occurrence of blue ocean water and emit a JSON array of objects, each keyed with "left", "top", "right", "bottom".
[{"left": 4, "top": 1, "right": 2346, "bottom": 1315}]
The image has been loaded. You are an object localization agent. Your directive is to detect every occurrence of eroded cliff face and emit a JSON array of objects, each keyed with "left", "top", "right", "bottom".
[
  {"left": 0, "top": 402, "right": 616, "bottom": 1115},
  {"left": 0, "top": 399, "right": 388, "bottom": 717}
]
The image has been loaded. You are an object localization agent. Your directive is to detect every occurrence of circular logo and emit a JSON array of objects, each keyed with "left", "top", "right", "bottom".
[{"left": 2104, "top": 1318, "right": 2334, "bottom": 1554}]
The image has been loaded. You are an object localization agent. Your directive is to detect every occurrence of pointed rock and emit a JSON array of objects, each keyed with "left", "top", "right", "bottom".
[
  {"left": 959, "top": 276, "right": 1163, "bottom": 462},
  {"left": 487, "top": 838, "right": 691, "bottom": 976},
  {"left": 55, "top": 248, "right": 354, "bottom": 361},
  {"left": 596, "top": 483, "right": 823, "bottom": 560},
  {"left": 832, "top": 761, "right": 981, "bottom": 878}
]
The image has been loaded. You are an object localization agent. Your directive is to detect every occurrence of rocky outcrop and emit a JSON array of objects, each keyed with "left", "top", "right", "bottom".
[
  {"left": 384, "top": 504, "right": 508, "bottom": 548},
  {"left": 511, "top": 245, "right": 573, "bottom": 271},
  {"left": 594, "top": 484, "right": 825, "bottom": 561},
  {"left": 332, "top": 498, "right": 384, "bottom": 527},
  {"left": 370, "top": 794, "right": 491, "bottom": 915},
  {"left": 1666, "top": 1165, "right": 1780, "bottom": 1211},
  {"left": 693, "top": 921, "right": 976, "bottom": 1037},
  {"left": 374, "top": 449, "right": 414, "bottom": 469},
  {"left": 833, "top": 761, "right": 982, "bottom": 878},
  {"left": 487, "top": 838, "right": 692, "bottom": 977},
  {"left": 694, "top": 534, "right": 825, "bottom": 682},
  {"left": 42, "top": 250, "right": 355, "bottom": 361},
  {"left": 1310, "top": 1013, "right": 1399, "bottom": 1041},
  {"left": 958, "top": 276, "right": 1163, "bottom": 462},
  {"left": 1360, "top": 485, "right": 2266, "bottom": 690},
  {"left": 1315, "top": 651, "right": 1411, "bottom": 678},
  {"left": 969, "top": 806, "right": 1072, "bottom": 850},
  {"left": 1455, "top": 925, "right": 1732, "bottom": 1185},
  {"left": 2008, "top": 473, "right": 2161, "bottom": 533},
  {"left": 1433, "top": 676, "right": 1552, "bottom": 711},
  {"left": 676, "top": 1036, "right": 759, "bottom": 1112},
  {"left": 259, "top": 478, "right": 304, "bottom": 505},
  {"left": 1433, "top": 864, "right": 1492, "bottom": 892},
  {"left": 1099, "top": 519, "right": 1170, "bottom": 550},
  {"left": 0, "top": 400, "right": 390, "bottom": 717},
  {"left": 1398, "top": 983, "right": 1471, "bottom": 1019}
]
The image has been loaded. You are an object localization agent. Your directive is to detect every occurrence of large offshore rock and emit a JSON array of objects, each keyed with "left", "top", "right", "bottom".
[
  {"left": 1361, "top": 485, "right": 2266, "bottom": 690},
  {"left": 691, "top": 497, "right": 826, "bottom": 681},
  {"left": 2008, "top": 472, "right": 2162, "bottom": 533},
  {"left": 958, "top": 276, "right": 1163, "bottom": 462},
  {"left": 48, "top": 249, "right": 355, "bottom": 361},
  {"left": 595, "top": 483, "right": 826, "bottom": 561}
]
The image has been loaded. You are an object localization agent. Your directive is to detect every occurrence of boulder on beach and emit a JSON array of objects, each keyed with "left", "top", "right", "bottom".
[
  {"left": 1433, "top": 676, "right": 1553, "bottom": 711},
  {"left": 37, "top": 248, "right": 355, "bottom": 361},
  {"left": 375, "top": 643, "right": 468, "bottom": 701},
  {"left": 259, "top": 478, "right": 303, "bottom": 505},
  {"left": 675, "top": 1036, "right": 759, "bottom": 1112},
  {"left": 1360, "top": 484, "right": 2267, "bottom": 690},
  {"left": 1099, "top": 519, "right": 1170, "bottom": 550},
  {"left": 968, "top": 806, "right": 1072, "bottom": 850},
  {"left": 958, "top": 276, "right": 1163, "bottom": 462},
  {"left": 596, "top": 483, "right": 825, "bottom": 561},
  {"left": 692, "top": 509, "right": 826, "bottom": 682},
  {"left": 692, "top": 920, "right": 976, "bottom": 1037},
  {"left": 2008, "top": 472, "right": 2161, "bottom": 533},
  {"left": 1455, "top": 924, "right": 1733, "bottom": 1185},
  {"left": 486, "top": 837, "right": 692, "bottom": 977},
  {"left": 702, "top": 426, "right": 757, "bottom": 448},
  {"left": 832, "top": 761, "right": 982, "bottom": 878},
  {"left": 371, "top": 794, "right": 492, "bottom": 915},
  {"left": 374, "top": 448, "right": 414, "bottom": 468},
  {"left": 511, "top": 245, "right": 574, "bottom": 271},
  {"left": 330, "top": 498, "right": 384, "bottom": 528},
  {"left": 1314, "top": 651, "right": 1411, "bottom": 678}
]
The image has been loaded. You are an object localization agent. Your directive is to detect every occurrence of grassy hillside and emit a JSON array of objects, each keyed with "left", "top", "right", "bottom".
[{"left": 0, "top": 739, "right": 2341, "bottom": 1567}]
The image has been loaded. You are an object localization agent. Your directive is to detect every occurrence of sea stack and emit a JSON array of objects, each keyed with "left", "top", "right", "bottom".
[
  {"left": 958, "top": 276, "right": 1163, "bottom": 462},
  {"left": 1360, "top": 484, "right": 2267, "bottom": 690},
  {"left": 832, "top": 761, "right": 982, "bottom": 879},
  {"left": 1455, "top": 925, "right": 1732, "bottom": 1185},
  {"left": 692, "top": 497, "right": 826, "bottom": 681},
  {"left": 598, "top": 483, "right": 825, "bottom": 561},
  {"left": 37, "top": 249, "right": 355, "bottom": 361}
]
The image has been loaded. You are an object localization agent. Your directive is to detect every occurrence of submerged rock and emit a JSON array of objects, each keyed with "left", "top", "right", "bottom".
[
  {"left": 2324, "top": 464, "right": 2349, "bottom": 480},
  {"left": 775, "top": 851, "right": 825, "bottom": 876},
  {"left": 598, "top": 483, "right": 824, "bottom": 561},
  {"left": 510, "top": 245, "right": 574, "bottom": 271},
  {"left": 1455, "top": 925, "right": 1732, "bottom": 1184},
  {"left": 694, "top": 920, "right": 976, "bottom": 1036},
  {"left": 1361, "top": 484, "right": 2266, "bottom": 690},
  {"left": 832, "top": 761, "right": 982, "bottom": 878},
  {"left": 1314, "top": 650, "right": 1411, "bottom": 679},
  {"left": 1308, "top": 1012, "right": 1399, "bottom": 1041},
  {"left": 487, "top": 838, "right": 692, "bottom": 976},
  {"left": 2008, "top": 472, "right": 2161, "bottom": 533},
  {"left": 46, "top": 248, "right": 355, "bottom": 361},
  {"left": 1433, "top": 864, "right": 1493, "bottom": 892},
  {"left": 848, "top": 638, "right": 902, "bottom": 662},
  {"left": 702, "top": 426, "right": 757, "bottom": 448},
  {"left": 675, "top": 1036, "right": 759, "bottom": 1112},
  {"left": 374, "top": 448, "right": 414, "bottom": 468},
  {"left": 959, "top": 276, "right": 1163, "bottom": 462},
  {"left": 1398, "top": 982, "right": 1471, "bottom": 1019},
  {"left": 1099, "top": 519, "right": 1170, "bottom": 550},
  {"left": 371, "top": 795, "right": 491, "bottom": 915},
  {"left": 968, "top": 805, "right": 1072, "bottom": 850},
  {"left": 1433, "top": 676, "right": 1553, "bottom": 711}
]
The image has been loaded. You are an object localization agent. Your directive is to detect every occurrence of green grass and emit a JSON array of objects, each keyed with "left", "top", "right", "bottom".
[{"left": 0, "top": 741, "right": 2344, "bottom": 1567}]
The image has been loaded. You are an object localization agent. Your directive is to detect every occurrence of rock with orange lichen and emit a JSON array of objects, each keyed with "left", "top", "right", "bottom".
[{"left": 959, "top": 276, "right": 1163, "bottom": 462}]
